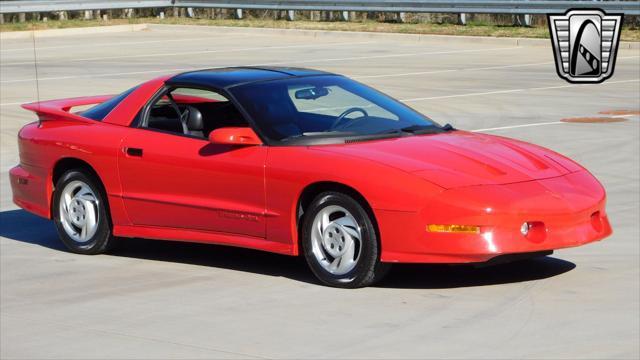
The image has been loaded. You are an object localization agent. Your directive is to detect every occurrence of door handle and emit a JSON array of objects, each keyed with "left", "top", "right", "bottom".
[{"left": 125, "top": 147, "right": 143, "bottom": 157}]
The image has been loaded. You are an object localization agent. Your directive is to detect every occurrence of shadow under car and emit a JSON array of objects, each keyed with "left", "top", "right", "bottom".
[{"left": 0, "top": 209, "right": 576, "bottom": 289}]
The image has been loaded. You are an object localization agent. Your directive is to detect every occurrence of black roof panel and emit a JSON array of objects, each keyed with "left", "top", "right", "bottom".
[
  {"left": 250, "top": 66, "right": 332, "bottom": 77},
  {"left": 167, "top": 67, "right": 334, "bottom": 89}
]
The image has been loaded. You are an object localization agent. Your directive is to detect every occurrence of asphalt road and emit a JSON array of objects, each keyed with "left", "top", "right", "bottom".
[{"left": 1, "top": 25, "right": 639, "bottom": 359}]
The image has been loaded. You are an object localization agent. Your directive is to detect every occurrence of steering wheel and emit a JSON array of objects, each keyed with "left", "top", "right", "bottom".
[
  {"left": 330, "top": 107, "right": 369, "bottom": 130},
  {"left": 166, "top": 93, "right": 190, "bottom": 134},
  {"left": 179, "top": 106, "right": 190, "bottom": 126}
]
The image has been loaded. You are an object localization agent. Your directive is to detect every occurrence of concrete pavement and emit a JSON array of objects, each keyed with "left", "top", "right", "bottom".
[{"left": 1, "top": 25, "right": 639, "bottom": 359}]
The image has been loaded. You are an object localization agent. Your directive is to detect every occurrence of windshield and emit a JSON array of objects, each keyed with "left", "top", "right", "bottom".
[{"left": 229, "top": 75, "right": 442, "bottom": 143}]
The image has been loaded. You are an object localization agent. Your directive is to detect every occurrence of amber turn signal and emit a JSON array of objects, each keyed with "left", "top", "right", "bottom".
[{"left": 426, "top": 224, "right": 481, "bottom": 234}]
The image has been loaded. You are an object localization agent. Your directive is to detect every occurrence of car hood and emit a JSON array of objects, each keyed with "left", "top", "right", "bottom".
[{"left": 315, "top": 131, "right": 582, "bottom": 189}]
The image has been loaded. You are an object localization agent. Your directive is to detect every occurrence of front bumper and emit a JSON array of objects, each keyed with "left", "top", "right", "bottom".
[{"left": 378, "top": 170, "right": 612, "bottom": 263}]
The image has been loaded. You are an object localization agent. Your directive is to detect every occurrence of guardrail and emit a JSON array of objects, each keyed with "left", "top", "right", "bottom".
[
  {"left": 0, "top": 1, "right": 168, "bottom": 13},
  {"left": 1, "top": 0, "right": 638, "bottom": 16},
  {"left": 174, "top": 1, "right": 640, "bottom": 15}
]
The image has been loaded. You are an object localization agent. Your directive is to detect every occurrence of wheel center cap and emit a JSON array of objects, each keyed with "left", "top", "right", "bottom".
[
  {"left": 70, "top": 199, "right": 86, "bottom": 226},
  {"left": 323, "top": 223, "right": 347, "bottom": 257}
]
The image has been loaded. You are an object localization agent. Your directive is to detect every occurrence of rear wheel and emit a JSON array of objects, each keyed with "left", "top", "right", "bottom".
[
  {"left": 302, "top": 192, "right": 390, "bottom": 288},
  {"left": 52, "top": 170, "right": 114, "bottom": 254}
]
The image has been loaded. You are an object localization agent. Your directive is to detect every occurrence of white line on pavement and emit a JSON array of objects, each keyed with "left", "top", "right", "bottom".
[
  {"left": 0, "top": 35, "right": 255, "bottom": 53},
  {"left": 1, "top": 41, "right": 377, "bottom": 66},
  {"left": 0, "top": 67, "right": 194, "bottom": 85},
  {"left": 470, "top": 113, "right": 639, "bottom": 132},
  {"left": 400, "top": 79, "right": 640, "bottom": 102},
  {"left": 0, "top": 101, "right": 25, "bottom": 107},
  {"left": 0, "top": 46, "right": 520, "bottom": 84},
  {"left": 276, "top": 46, "right": 520, "bottom": 66},
  {"left": 354, "top": 61, "right": 552, "bottom": 79},
  {"left": 3, "top": 78, "right": 638, "bottom": 107},
  {"left": 351, "top": 55, "right": 639, "bottom": 80},
  {"left": 611, "top": 114, "right": 637, "bottom": 118},
  {"left": 402, "top": 89, "right": 525, "bottom": 102},
  {"left": 471, "top": 121, "right": 565, "bottom": 132}
]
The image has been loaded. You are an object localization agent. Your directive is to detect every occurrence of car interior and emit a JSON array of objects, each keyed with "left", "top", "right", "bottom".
[{"left": 144, "top": 87, "right": 248, "bottom": 139}]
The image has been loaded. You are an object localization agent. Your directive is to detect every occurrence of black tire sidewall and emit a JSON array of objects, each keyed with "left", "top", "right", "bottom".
[
  {"left": 302, "top": 192, "right": 380, "bottom": 288},
  {"left": 52, "top": 170, "right": 112, "bottom": 254}
]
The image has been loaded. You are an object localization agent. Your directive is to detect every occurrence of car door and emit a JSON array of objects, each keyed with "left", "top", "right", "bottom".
[
  {"left": 117, "top": 87, "right": 267, "bottom": 238},
  {"left": 118, "top": 129, "right": 267, "bottom": 238}
]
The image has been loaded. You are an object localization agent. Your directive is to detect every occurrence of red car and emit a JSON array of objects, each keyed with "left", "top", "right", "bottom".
[{"left": 9, "top": 67, "right": 611, "bottom": 288}]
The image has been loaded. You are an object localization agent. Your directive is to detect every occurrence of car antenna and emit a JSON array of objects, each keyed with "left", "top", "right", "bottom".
[{"left": 31, "top": 25, "right": 41, "bottom": 113}]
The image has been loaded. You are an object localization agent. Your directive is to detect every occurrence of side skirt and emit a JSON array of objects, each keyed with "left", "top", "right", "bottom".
[{"left": 113, "top": 225, "right": 293, "bottom": 255}]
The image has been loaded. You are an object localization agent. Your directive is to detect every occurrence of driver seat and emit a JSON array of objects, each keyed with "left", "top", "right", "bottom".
[{"left": 185, "top": 106, "right": 205, "bottom": 138}]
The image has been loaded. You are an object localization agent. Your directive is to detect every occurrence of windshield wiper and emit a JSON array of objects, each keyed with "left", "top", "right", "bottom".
[
  {"left": 281, "top": 124, "right": 456, "bottom": 144},
  {"left": 442, "top": 123, "right": 456, "bottom": 131},
  {"left": 301, "top": 131, "right": 356, "bottom": 137},
  {"left": 367, "top": 125, "right": 436, "bottom": 137},
  {"left": 396, "top": 123, "right": 455, "bottom": 135},
  {"left": 399, "top": 125, "right": 436, "bottom": 134},
  {"left": 280, "top": 131, "right": 357, "bottom": 142}
]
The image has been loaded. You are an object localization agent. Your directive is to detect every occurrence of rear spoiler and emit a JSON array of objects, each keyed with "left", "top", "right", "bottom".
[{"left": 21, "top": 95, "right": 113, "bottom": 122}]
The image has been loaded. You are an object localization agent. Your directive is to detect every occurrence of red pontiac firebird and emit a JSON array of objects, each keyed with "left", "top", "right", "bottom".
[{"left": 10, "top": 67, "right": 611, "bottom": 288}]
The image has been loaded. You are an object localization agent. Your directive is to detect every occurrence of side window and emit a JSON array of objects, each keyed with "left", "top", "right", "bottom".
[
  {"left": 82, "top": 85, "right": 138, "bottom": 121},
  {"left": 144, "top": 87, "right": 246, "bottom": 139},
  {"left": 287, "top": 84, "right": 398, "bottom": 121}
]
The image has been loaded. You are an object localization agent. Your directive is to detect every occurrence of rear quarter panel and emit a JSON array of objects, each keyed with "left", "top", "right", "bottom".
[{"left": 14, "top": 120, "right": 131, "bottom": 225}]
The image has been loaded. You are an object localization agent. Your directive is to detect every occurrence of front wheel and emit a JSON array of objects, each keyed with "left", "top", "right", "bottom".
[
  {"left": 52, "top": 169, "right": 114, "bottom": 254},
  {"left": 302, "top": 192, "right": 390, "bottom": 288}
]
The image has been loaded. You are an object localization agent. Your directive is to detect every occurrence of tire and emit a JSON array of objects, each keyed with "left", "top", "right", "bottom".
[
  {"left": 301, "top": 192, "right": 390, "bottom": 288},
  {"left": 52, "top": 169, "right": 114, "bottom": 255}
]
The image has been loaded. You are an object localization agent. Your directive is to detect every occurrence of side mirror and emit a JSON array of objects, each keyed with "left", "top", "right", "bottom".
[{"left": 208, "top": 127, "right": 262, "bottom": 146}]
